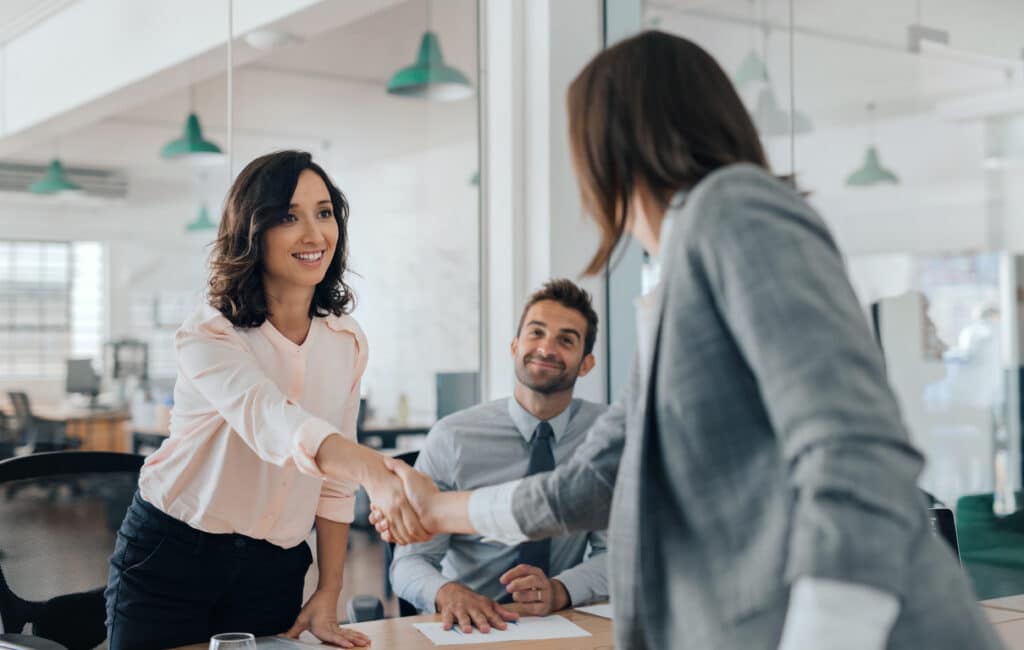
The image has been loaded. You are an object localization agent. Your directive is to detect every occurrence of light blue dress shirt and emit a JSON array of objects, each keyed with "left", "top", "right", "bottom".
[{"left": 390, "top": 396, "right": 609, "bottom": 613}]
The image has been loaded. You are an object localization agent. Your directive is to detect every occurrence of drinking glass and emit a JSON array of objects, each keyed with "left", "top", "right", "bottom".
[{"left": 209, "top": 632, "right": 257, "bottom": 650}]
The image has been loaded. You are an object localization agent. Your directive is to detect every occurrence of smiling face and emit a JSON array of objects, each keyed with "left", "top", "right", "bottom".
[
  {"left": 260, "top": 169, "right": 339, "bottom": 298},
  {"left": 512, "top": 299, "right": 595, "bottom": 396}
]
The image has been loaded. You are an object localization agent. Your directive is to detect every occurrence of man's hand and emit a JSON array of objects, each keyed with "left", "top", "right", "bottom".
[
  {"left": 499, "top": 564, "right": 570, "bottom": 616},
  {"left": 370, "top": 458, "right": 441, "bottom": 543},
  {"left": 435, "top": 582, "right": 520, "bottom": 634},
  {"left": 363, "top": 462, "right": 431, "bottom": 545},
  {"left": 285, "top": 589, "right": 370, "bottom": 648}
]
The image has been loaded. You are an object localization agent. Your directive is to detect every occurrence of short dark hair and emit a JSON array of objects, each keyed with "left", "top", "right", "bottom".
[
  {"left": 567, "top": 31, "right": 769, "bottom": 275},
  {"left": 207, "top": 150, "right": 355, "bottom": 327},
  {"left": 516, "top": 279, "right": 599, "bottom": 356}
]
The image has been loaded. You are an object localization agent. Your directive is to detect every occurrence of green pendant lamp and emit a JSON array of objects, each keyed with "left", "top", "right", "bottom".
[
  {"left": 29, "top": 159, "right": 82, "bottom": 194},
  {"left": 387, "top": 29, "right": 473, "bottom": 101},
  {"left": 734, "top": 50, "right": 769, "bottom": 86},
  {"left": 846, "top": 103, "right": 899, "bottom": 186},
  {"left": 160, "top": 112, "right": 224, "bottom": 164},
  {"left": 185, "top": 204, "right": 217, "bottom": 231},
  {"left": 846, "top": 146, "right": 899, "bottom": 186},
  {"left": 753, "top": 86, "right": 812, "bottom": 137}
]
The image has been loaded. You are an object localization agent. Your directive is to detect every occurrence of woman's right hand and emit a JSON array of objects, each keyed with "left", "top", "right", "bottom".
[
  {"left": 370, "top": 459, "right": 442, "bottom": 543},
  {"left": 363, "top": 461, "right": 432, "bottom": 545},
  {"left": 315, "top": 434, "right": 432, "bottom": 544}
]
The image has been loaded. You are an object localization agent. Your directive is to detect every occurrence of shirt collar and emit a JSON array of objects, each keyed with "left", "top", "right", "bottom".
[{"left": 507, "top": 396, "right": 574, "bottom": 443}]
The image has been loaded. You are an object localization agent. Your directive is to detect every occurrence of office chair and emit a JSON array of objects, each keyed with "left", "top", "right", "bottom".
[
  {"left": 347, "top": 450, "right": 420, "bottom": 623},
  {"left": 0, "top": 412, "right": 17, "bottom": 461},
  {"left": 5, "top": 394, "right": 78, "bottom": 454},
  {"left": 0, "top": 451, "right": 144, "bottom": 650}
]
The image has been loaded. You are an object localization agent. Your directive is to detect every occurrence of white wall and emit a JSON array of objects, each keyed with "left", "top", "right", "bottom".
[
  {"left": 340, "top": 140, "right": 479, "bottom": 423},
  {"left": 481, "top": 0, "right": 607, "bottom": 404}
]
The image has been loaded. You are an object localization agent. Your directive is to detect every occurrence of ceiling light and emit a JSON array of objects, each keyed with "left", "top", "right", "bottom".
[
  {"left": 28, "top": 159, "right": 82, "bottom": 195},
  {"left": 160, "top": 112, "right": 224, "bottom": 165},
  {"left": 244, "top": 29, "right": 302, "bottom": 51}
]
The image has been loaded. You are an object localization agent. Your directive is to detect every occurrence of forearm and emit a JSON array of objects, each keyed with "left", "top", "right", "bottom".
[
  {"left": 391, "top": 554, "right": 452, "bottom": 613},
  {"left": 390, "top": 531, "right": 454, "bottom": 613},
  {"left": 423, "top": 491, "right": 475, "bottom": 536},
  {"left": 314, "top": 517, "right": 349, "bottom": 595},
  {"left": 552, "top": 551, "right": 608, "bottom": 606},
  {"left": 315, "top": 434, "right": 386, "bottom": 487}
]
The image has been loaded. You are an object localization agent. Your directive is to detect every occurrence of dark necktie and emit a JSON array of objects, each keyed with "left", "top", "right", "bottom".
[{"left": 515, "top": 421, "right": 554, "bottom": 574}]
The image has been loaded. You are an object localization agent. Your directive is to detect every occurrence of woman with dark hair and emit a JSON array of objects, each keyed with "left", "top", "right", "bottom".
[
  {"left": 372, "top": 32, "right": 1003, "bottom": 650},
  {"left": 105, "top": 151, "right": 427, "bottom": 649}
]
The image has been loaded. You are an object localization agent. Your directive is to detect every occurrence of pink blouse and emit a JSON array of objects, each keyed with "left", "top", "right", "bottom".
[{"left": 138, "top": 303, "right": 368, "bottom": 548}]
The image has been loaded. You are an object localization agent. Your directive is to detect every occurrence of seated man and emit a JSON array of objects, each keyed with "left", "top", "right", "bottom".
[{"left": 390, "top": 279, "right": 609, "bottom": 633}]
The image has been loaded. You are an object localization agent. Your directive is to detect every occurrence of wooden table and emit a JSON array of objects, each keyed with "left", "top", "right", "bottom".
[
  {"left": 175, "top": 607, "right": 614, "bottom": 650},
  {"left": 980, "top": 594, "right": 1024, "bottom": 648},
  {"left": 30, "top": 405, "right": 131, "bottom": 453}
]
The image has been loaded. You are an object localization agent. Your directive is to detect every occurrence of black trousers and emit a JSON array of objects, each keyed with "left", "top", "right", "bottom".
[{"left": 104, "top": 492, "right": 312, "bottom": 650}]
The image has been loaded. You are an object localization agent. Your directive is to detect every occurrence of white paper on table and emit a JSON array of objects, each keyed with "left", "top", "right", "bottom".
[
  {"left": 413, "top": 615, "right": 592, "bottom": 645},
  {"left": 255, "top": 637, "right": 321, "bottom": 649},
  {"left": 575, "top": 603, "right": 613, "bottom": 619}
]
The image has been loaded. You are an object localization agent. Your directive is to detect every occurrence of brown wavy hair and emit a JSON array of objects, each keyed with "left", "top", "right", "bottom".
[
  {"left": 568, "top": 31, "right": 770, "bottom": 275},
  {"left": 207, "top": 150, "right": 355, "bottom": 327}
]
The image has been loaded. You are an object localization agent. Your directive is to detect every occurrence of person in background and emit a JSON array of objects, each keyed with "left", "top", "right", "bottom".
[
  {"left": 390, "top": 279, "right": 608, "bottom": 633},
  {"left": 373, "top": 32, "right": 1004, "bottom": 650},
  {"left": 105, "top": 150, "right": 428, "bottom": 650}
]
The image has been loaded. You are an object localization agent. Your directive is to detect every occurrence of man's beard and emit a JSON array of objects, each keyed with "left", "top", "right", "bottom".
[{"left": 515, "top": 353, "right": 581, "bottom": 395}]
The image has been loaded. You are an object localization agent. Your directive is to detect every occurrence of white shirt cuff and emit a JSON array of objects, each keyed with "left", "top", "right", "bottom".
[
  {"left": 468, "top": 480, "right": 528, "bottom": 545},
  {"left": 777, "top": 578, "right": 900, "bottom": 650}
]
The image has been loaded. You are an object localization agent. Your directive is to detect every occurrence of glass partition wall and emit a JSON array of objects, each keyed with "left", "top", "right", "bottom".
[
  {"left": 0, "top": 0, "right": 481, "bottom": 431},
  {"left": 607, "top": 0, "right": 1024, "bottom": 598},
  {"left": 0, "top": 0, "right": 481, "bottom": 617}
]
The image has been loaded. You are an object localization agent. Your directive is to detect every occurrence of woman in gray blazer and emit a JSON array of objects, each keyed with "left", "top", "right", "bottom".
[{"left": 373, "top": 31, "right": 1004, "bottom": 650}]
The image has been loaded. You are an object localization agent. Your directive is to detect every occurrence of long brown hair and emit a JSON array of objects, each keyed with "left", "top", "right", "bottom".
[
  {"left": 568, "top": 31, "right": 770, "bottom": 275},
  {"left": 208, "top": 150, "right": 355, "bottom": 327}
]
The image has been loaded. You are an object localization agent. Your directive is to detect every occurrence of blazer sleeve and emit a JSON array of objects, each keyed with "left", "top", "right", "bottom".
[
  {"left": 688, "top": 170, "right": 927, "bottom": 599},
  {"left": 509, "top": 357, "right": 634, "bottom": 539}
]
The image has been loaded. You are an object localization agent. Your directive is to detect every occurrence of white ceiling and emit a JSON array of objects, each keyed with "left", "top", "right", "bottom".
[
  {"left": 4, "top": 0, "right": 479, "bottom": 183},
  {"left": 4, "top": 0, "right": 1022, "bottom": 187},
  {"left": 649, "top": 0, "right": 1024, "bottom": 58},
  {"left": 647, "top": 0, "right": 1024, "bottom": 127},
  {"left": 0, "top": 0, "right": 75, "bottom": 45}
]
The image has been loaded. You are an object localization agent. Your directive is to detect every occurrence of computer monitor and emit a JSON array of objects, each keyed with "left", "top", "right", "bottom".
[
  {"left": 66, "top": 358, "right": 101, "bottom": 407},
  {"left": 436, "top": 372, "right": 480, "bottom": 420}
]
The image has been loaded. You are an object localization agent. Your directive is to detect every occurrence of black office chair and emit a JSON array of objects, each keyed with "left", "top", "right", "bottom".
[
  {"left": 347, "top": 450, "right": 420, "bottom": 623},
  {"left": 6, "top": 393, "right": 78, "bottom": 454},
  {"left": 0, "top": 451, "right": 144, "bottom": 650},
  {"left": 0, "top": 411, "right": 17, "bottom": 461}
]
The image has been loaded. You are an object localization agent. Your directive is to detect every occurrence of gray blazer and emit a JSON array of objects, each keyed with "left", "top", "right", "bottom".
[{"left": 511, "top": 164, "right": 1004, "bottom": 649}]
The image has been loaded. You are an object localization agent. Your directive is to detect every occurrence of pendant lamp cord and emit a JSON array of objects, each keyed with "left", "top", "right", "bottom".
[
  {"left": 788, "top": 0, "right": 795, "bottom": 177},
  {"left": 227, "top": 0, "right": 234, "bottom": 177}
]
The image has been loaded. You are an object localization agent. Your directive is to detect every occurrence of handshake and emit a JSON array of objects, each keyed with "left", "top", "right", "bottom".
[{"left": 364, "top": 456, "right": 446, "bottom": 545}]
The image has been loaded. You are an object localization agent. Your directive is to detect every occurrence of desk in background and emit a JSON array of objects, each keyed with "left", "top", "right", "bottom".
[
  {"left": 174, "top": 607, "right": 613, "bottom": 650},
  {"left": 358, "top": 422, "right": 431, "bottom": 450},
  {"left": 26, "top": 404, "right": 131, "bottom": 453}
]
